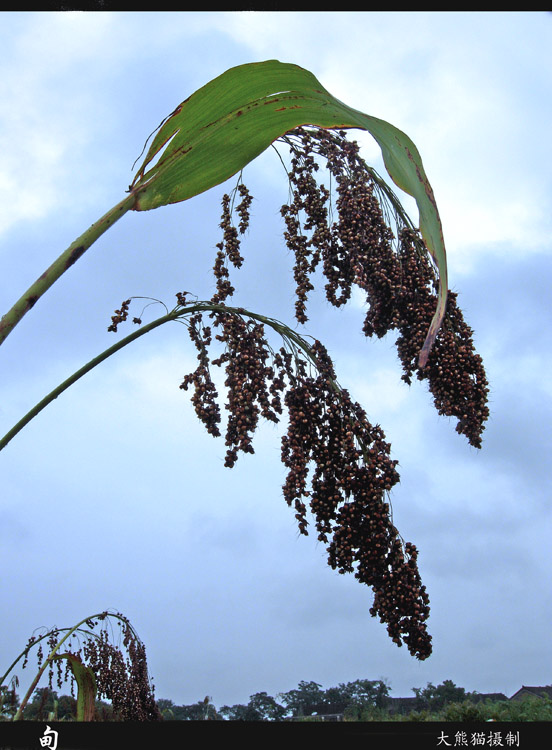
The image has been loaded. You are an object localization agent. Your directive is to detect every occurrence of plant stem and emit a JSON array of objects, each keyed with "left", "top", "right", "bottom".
[
  {"left": 0, "top": 301, "right": 335, "bottom": 454},
  {"left": 0, "top": 193, "right": 136, "bottom": 348},
  {"left": 0, "top": 309, "right": 179, "bottom": 452}
]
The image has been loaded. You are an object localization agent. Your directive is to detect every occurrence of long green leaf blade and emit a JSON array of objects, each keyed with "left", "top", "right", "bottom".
[
  {"left": 53, "top": 653, "right": 97, "bottom": 721},
  {"left": 130, "top": 60, "right": 446, "bottom": 363}
]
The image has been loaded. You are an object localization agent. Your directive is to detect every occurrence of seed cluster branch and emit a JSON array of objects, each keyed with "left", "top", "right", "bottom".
[
  {"left": 172, "top": 298, "right": 432, "bottom": 657},
  {"left": 278, "top": 128, "right": 489, "bottom": 448}
]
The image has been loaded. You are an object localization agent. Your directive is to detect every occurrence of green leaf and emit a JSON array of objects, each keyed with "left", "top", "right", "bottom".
[
  {"left": 52, "top": 653, "right": 96, "bottom": 721},
  {"left": 130, "top": 60, "right": 447, "bottom": 363}
]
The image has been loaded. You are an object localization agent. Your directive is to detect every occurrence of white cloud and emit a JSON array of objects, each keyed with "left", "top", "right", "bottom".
[{"left": 0, "top": 14, "right": 111, "bottom": 234}]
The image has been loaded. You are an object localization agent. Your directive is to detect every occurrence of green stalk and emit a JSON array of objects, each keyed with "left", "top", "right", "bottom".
[
  {"left": 0, "top": 309, "right": 179, "bottom": 452},
  {"left": 0, "top": 193, "right": 136, "bottom": 348},
  {"left": 0, "top": 301, "right": 337, "bottom": 454}
]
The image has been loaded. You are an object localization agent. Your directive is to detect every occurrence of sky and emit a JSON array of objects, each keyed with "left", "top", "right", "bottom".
[{"left": 0, "top": 10, "right": 551, "bottom": 712}]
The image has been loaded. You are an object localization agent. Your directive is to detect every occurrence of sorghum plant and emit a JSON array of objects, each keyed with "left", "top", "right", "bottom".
[
  {"left": 1, "top": 611, "right": 161, "bottom": 721},
  {"left": 0, "top": 62, "right": 489, "bottom": 662}
]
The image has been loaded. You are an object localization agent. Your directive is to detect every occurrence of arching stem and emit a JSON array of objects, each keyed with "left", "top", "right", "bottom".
[{"left": 1, "top": 301, "right": 338, "bottom": 453}]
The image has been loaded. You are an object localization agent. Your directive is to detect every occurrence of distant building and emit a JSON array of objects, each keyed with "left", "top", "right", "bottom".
[
  {"left": 385, "top": 697, "right": 419, "bottom": 715},
  {"left": 468, "top": 692, "right": 508, "bottom": 704},
  {"left": 509, "top": 686, "right": 552, "bottom": 701}
]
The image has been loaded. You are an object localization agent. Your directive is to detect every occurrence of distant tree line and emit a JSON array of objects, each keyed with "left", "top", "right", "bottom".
[
  {"left": 2, "top": 679, "right": 552, "bottom": 722},
  {"left": 218, "top": 679, "right": 391, "bottom": 721}
]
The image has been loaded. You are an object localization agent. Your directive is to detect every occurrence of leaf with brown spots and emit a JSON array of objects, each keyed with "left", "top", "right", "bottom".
[{"left": 130, "top": 60, "right": 447, "bottom": 362}]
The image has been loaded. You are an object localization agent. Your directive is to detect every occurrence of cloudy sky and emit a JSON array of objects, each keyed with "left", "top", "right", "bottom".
[{"left": 1, "top": 11, "right": 551, "bottom": 711}]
